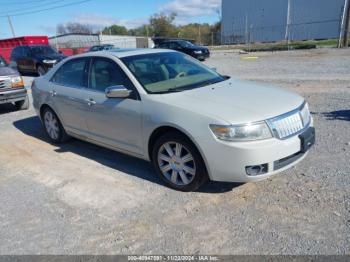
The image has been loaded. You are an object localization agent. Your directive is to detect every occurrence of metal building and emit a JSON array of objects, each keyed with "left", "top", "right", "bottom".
[
  {"left": 221, "top": 0, "right": 346, "bottom": 44},
  {"left": 49, "top": 33, "right": 154, "bottom": 49}
]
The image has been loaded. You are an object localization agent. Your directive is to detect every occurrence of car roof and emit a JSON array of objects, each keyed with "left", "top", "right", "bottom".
[{"left": 76, "top": 48, "right": 176, "bottom": 59}]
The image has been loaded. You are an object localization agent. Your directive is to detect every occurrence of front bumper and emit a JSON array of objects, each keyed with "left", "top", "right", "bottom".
[
  {"left": 193, "top": 52, "right": 210, "bottom": 60},
  {"left": 0, "top": 88, "right": 27, "bottom": 104},
  {"left": 202, "top": 126, "right": 315, "bottom": 183}
]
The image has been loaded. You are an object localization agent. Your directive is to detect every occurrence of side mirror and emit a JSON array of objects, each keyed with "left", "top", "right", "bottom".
[
  {"left": 105, "top": 85, "right": 132, "bottom": 98},
  {"left": 211, "top": 67, "right": 217, "bottom": 72}
]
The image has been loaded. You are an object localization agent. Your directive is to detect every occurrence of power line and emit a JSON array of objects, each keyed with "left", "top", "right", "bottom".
[
  {"left": 0, "top": 0, "right": 92, "bottom": 18},
  {"left": 0, "top": 0, "right": 52, "bottom": 5},
  {"left": 0, "top": 0, "right": 66, "bottom": 15}
]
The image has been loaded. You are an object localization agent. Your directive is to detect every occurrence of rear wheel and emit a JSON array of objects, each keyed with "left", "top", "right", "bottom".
[
  {"left": 42, "top": 107, "right": 70, "bottom": 143},
  {"left": 152, "top": 132, "right": 209, "bottom": 191},
  {"left": 14, "top": 95, "right": 29, "bottom": 110}
]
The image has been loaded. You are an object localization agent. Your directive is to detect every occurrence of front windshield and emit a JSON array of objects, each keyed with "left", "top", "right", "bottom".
[
  {"left": 178, "top": 41, "right": 195, "bottom": 48},
  {"left": 0, "top": 56, "right": 7, "bottom": 67},
  {"left": 31, "top": 46, "right": 57, "bottom": 55},
  {"left": 121, "top": 52, "right": 225, "bottom": 94}
]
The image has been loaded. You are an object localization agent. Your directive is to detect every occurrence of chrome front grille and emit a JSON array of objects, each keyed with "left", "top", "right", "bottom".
[
  {"left": 0, "top": 77, "right": 11, "bottom": 89},
  {"left": 268, "top": 103, "right": 311, "bottom": 139}
]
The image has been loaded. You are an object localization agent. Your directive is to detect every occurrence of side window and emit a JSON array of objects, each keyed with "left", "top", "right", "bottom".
[
  {"left": 170, "top": 42, "right": 180, "bottom": 49},
  {"left": 89, "top": 58, "right": 134, "bottom": 92},
  {"left": 51, "top": 58, "right": 87, "bottom": 87}
]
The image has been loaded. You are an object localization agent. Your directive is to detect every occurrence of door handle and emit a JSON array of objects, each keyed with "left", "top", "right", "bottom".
[
  {"left": 85, "top": 98, "right": 96, "bottom": 106},
  {"left": 50, "top": 90, "right": 57, "bottom": 97}
]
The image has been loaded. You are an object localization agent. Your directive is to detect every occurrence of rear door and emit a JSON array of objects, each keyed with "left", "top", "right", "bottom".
[{"left": 49, "top": 57, "right": 90, "bottom": 136}]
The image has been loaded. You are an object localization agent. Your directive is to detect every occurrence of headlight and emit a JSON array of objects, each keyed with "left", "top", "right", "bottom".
[
  {"left": 194, "top": 50, "right": 202, "bottom": 54},
  {"left": 210, "top": 122, "right": 273, "bottom": 142},
  {"left": 300, "top": 103, "right": 311, "bottom": 126},
  {"left": 43, "top": 60, "right": 57, "bottom": 64},
  {"left": 10, "top": 76, "right": 24, "bottom": 88}
]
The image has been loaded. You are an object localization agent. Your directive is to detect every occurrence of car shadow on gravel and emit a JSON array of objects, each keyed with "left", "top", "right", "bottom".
[
  {"left": 0, "top": 104, "right": 18, "bottom": 115},
  {"left": 13, "top": 116, "right": 239, "bottom": 193},
  {"left": 323, "top": 110, "right": 350, "bottom": 121}
]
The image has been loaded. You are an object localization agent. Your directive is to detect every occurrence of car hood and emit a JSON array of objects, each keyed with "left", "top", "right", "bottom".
[
  {"left": 159, "top": 79, "right": 304, "bottom": 124},
  {"left": 0, "top": 66, "right": 19, "bottom": 76}
]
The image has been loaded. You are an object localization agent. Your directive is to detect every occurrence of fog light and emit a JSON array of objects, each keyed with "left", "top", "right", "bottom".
[{"left": 246, "top": 164, "right": 268, "bottom": 176}]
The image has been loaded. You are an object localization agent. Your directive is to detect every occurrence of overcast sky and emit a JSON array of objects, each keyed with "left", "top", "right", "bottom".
[{"left": 0, "top": 0, "right": 221, "bottom": 38}]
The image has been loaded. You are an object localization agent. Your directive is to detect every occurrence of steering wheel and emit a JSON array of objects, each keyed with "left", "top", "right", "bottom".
[{"left": 175, "top": 72, "right": 187, "bottom": 78}]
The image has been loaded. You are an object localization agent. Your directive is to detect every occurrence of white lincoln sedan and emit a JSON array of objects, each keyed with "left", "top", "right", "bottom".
[{"left": 31, "top": 49, "right": 315, "bottom": 191}]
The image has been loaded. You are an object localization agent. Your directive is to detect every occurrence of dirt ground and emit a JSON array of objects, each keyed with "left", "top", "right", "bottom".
[{"left": 0, "top": 48, "right": 349, "bottom": 255}]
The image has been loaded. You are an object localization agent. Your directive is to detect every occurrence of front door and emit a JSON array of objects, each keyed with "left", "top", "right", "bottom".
[
  {"left": 21, "top": 47, "right": 35, "bottom": 72},
  {"left": 84, "top": 57, "right": 143, "bottom": 155}
]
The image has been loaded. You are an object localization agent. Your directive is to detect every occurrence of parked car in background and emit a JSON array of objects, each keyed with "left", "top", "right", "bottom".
[
  {"left": 0, "top": 55, "right": 29, "bottom": 110},
  {"left": 10, "top": 45, "right": 66, "bottom": 76},
  {"left": 31, "top": 49, "right": 314, "bottom": 192},
  {"left": 158, "top": 40, "right": 210, "bottom": 61},
  {"left": 87, "top": 44, "right": 115, "bottom": 52}
]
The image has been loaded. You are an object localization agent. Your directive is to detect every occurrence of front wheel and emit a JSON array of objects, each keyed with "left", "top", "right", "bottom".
[
  {"left": 152, "top": 132, "right": 209, "bottom": 192},
  {"left": 42, "top": 107, "right": 70, "bottom": 143}
]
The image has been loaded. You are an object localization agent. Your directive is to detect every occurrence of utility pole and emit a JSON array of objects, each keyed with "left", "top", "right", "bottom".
[
  {"left": 285, "top": 0, "right": 292, "bottom": 48},
  {"left": 7, "top": 16, "right": 16, "bottom": 37},
  {"left": 245, "top": 13, "right": 248, "bottom": 45},
  {"left": 344, "top": 0, "right": 350, "bottom": 47},
  {"left": 198, "top": 25, "right": 201, "bottom": 45},
  {"left": 339, "top": 0, "right": 350, "bottom": 47}
]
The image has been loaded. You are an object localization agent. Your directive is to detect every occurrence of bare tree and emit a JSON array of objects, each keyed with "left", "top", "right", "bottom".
[{"left": 56, "top": 22, "right": 93, "bottom": 35}]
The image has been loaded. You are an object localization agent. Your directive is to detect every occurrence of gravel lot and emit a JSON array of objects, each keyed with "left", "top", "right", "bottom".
[{"left": 0, "top": 48, "right": 349, "bottom": 255}]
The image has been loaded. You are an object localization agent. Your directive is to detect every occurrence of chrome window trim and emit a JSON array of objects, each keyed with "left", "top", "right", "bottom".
[{"left": 266, "top": 102, "right": 311, "bottom": 140}]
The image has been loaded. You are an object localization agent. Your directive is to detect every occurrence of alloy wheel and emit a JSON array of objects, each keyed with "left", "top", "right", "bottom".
[
  {"left": 44, "top": 111, "right": 59, "bottom": 140},
  {"left": 157, "top": 142, "right": 196, "bottom": 186}
]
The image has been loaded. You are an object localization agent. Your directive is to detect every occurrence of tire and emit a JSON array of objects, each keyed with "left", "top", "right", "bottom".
[
  {"left": 14, "top": 95, "right": 29, "bottom": 110},
  {"left": 37, "top": 65, "right": 46, "bottom": 76},
  {"left": 42, "top": 107, "right": 70, "bottom": 144},
  {"left": 152, "top": 131, "right": 209, "bottom": 192}
]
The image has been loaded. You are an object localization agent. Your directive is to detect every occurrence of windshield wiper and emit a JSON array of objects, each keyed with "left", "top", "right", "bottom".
[
  {"left": 150, "top": 77, "right": 228, "bottom": 94},
  {"left": 150, "top": 89, "right": 184, "bottom": 94},
  {"left": 195, "top": 78, "right": 225, "bottom": 88}
]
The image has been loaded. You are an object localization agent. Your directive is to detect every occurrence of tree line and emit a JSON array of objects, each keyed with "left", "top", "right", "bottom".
[{"left": 56, "top": 13, "right": 221, "bottom": 46}]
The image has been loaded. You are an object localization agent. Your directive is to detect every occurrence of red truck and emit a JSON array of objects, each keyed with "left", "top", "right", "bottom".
[{"left": 0, "top": 36, "right": 49, "bottom": 63}]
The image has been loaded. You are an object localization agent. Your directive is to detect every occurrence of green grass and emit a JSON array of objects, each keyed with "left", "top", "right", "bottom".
[{"left": 210, "top": 39, "right": 340, "bottom": 52}]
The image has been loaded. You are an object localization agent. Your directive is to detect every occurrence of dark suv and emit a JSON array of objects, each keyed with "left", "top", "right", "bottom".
[
  {"left": 158, "top": 40, "right": 210, "bottom": 61},
  {"left": 87, "top": 44, "right": 115, "bottom": 52},
  {"left": 10, "top": 45, "right": 66, "bottom": 76}
]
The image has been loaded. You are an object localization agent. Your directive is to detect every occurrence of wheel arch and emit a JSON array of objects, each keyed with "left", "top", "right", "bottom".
[
  {"left": 39, "top": 104, "right": 63, "bottom": 125},
  {"left": 147, "top": 125, "right": 212, "bottom": 180},
  {"left": 39, "top": 103, "right": 52, "bottom": 119}
]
